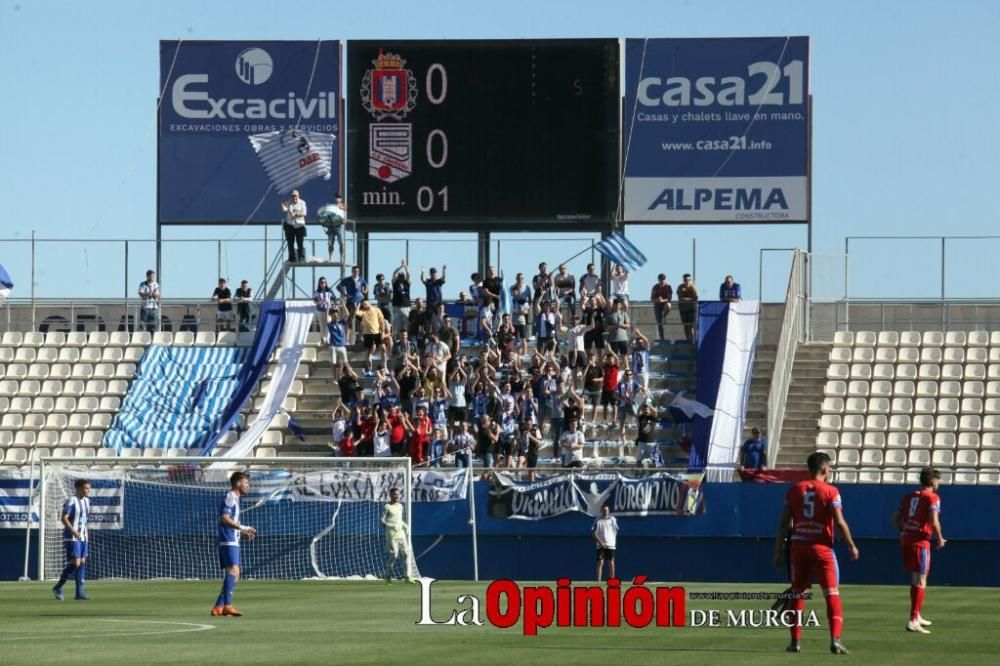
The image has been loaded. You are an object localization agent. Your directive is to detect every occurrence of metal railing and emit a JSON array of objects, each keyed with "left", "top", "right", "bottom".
[{"left": 765, "top": 249, "right": 806, "bottom": 465}]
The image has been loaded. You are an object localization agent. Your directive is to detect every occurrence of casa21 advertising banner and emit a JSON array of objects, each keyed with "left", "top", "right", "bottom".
[
  {"left": 624, "top": 37, "right": 809, "bottom": 223},
  {"left": 158, "top": 41, "right": 341, "bottom": 224}
]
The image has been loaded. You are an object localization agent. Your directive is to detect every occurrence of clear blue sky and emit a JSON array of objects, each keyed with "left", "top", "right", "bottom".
[{"left": 1, "top": 0, "right": 997, "bottom": 301}]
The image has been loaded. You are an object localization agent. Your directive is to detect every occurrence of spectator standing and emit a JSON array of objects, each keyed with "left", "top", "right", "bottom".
[
  {"left": 532, "top": 262, "right": 552, "bottom": 306},
  {"left": 373, "top": 273, "right": 393, "bottom": 324},
  {"left": 212, "top": 278, "right": 234, "bottom": 333},
  {"left": 438, "top": 317, "right": 460, "bottom": 360},
  {"left": 449, "top": 421, "right": 474, "bottom": 468},
  {"left": 235, "top": 280, "right": 252, "bottom": 333},
  {"left": 337, "top": 266, "right": 368, "bottom": 341},
  {"left": 534, "top": 301, "right": 559, "bottom": 354},
  {"left": 281, "top": 190, "right": 307, "bottom": 263},
  {"left": 634, "top": 402, "right": 660, "bottom": 466},
  {"left": 739, "top": 427, "right": 767, "bottom": 472},
  {"left": 677, "top": 273, "right": 699, "bottom": 343},
  {"left": 553, "top": 264, "right": 576, "bottom": 317},
  {"left": 326, "top": 303, "right": 349, "bottom": 381},
  {"left": 630, "top": 328, "right": 652, "bottom": 391},
  {"left": 510, "top": 274, "right": 532, "bottom": 353},
  {"left": 138, "top": 269, "right": 160, "bottom": 333},
  {"left": 720, "top": 275, "right": 742, "bottom": 303},
  {"left": 316, "top": 194, "right": 347, "bottom": 264},
  {"left": 592, "top": 505, "right": 619, "bottom": 582},
  {"left": 606, "top": 299, "right": 630, "bottom": 356},
  {"left": 391, "top": 260, "right": 412, "bottom": 334},
  {"left": 610, "top": 265, "right": 630, "bottom": 307},
  {"left": 477, "top": 415, "right": 500, "bottom": 475},
  {"left": 355, "top": 300, "right": 386, "bottom": 376},
  {"left": 560, "top": 419, "right": 586, "bottom": 468},
  {"left": 650, "top": 274, "right": 673, "bottom": 341},
  {"left": 481, "top": 266, "right": 504, "bottom": 312},
  {"left": 579, "top": 263, "right": 600, "bottom": 300},
  {"left": 313, "top": 277, "right": 335, "bottom": 333},
  {"left": 421, "top": 265, "right": 447, "bottom": 311}
]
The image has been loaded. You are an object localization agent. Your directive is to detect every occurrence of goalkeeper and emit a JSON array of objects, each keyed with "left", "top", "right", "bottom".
[{"left": 381, "top": 487, "right": 412, "bottom": 582}]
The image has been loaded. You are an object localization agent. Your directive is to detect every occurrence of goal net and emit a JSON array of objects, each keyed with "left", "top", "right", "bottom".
[{"left": 39, "top": 457, "right": 420, "bottom": 581}]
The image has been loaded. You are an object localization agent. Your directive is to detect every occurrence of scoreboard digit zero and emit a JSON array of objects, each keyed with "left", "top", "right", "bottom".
[{"left": 347, "top": 39, "right": 619, "bottom": 229}]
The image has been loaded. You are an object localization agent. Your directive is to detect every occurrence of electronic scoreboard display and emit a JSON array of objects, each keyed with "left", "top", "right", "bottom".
[{"left": 347, "top": 39, "right": 619, "bottom": 229}]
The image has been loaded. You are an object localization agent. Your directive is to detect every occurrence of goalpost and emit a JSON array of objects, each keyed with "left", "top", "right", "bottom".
[{"left": 37, "top": 457, "right": 420, "bottom": 582}]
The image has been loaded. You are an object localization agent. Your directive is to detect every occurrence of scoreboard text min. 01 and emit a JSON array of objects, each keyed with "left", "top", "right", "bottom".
[{"left": 347, "top": 39, "right": 619, "bottom": 228}]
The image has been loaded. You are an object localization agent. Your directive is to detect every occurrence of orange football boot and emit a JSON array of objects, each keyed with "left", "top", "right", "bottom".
[
  {"left": 222, "top": 605, "right": 243, "bottom": 616},
  {"left": 211, "top": 606, "right": 224, "bottom": 616}
]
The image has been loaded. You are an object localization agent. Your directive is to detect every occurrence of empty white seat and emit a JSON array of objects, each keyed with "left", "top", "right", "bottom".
[
  {"left": 964, "top": 381, "right": 985, "bottom": 398},
  {"left": 918, "top": 364, "right": 941, "bottom": 380},
  {"left": 83, "top": 380, "right": 106, "bottom": 396},
  {"left": 896, "top": 364, "right": 917, "bottom": 380},
  {"left": 938, "top": 398, "right": 960, "bottom": 414},
  {"left": 931, "top": 450, "right": 955, "bottom": 466},
  {"left": 885, "top": 450, "right": 908, "bottom": 466},
  {"left": 0, "top": 379, "right": 17, "bottom": 396},
  {"left": 29, "top": 448, "right": 52, "bottom": 463},
  {"left": 967, "top": 347, "right": 988, "bottom": 364},
  {"left": 81, "top": 430, "right": 103, "bottom": 445},
  {"left": 80, "top": 347, "right": 102, "bottom": 362},
  {"left": 919, "top": 348, "right": 942, "bottom": 363},
  {"left": 842, "top": 414, "right": 864, "bottom": 431},
  {"left": 816, "top": 431, "right": 839, "bottom": 448},
  {"left": 833, "top": 331, "right": 855, "bottom": 346},
  {"left": 217, "top": 331, "right": 237, "bottom": 346},
  {"left": 850, "top": 364, "right": 872, "bottom": 380},
  {"left": 981, "top": 450, "right": 1000, "bottom": 466},
  {"left": 830, "top": 347, "right": 852, "bottom": 362},
  {"left": 59, "top": 431, "right": 82, "bottom": 446},
  {"left": 939, "top": 381, "right": 961, "bottom": 398},
  {"left": 165, "top": 447, "right": 190, "bottom": 458},
  {"left": 857, "top": 468, "right": 881, "bottom": 483},
  {"left": 90, "top": 414, "right": 112, "bottom": 429},
  {"left": 9, "top": 397, "right": 32, "bottom": 413},
  {"left": 36, "top": 347, "right": 59, "bottom": 363},
  {"left": 870, "top": 380, "right": 892, "bottom": 397},
  {"left": 57, "top": 348, "right": 81, "bottom": 363},
  {"left": 961, "top": 398, "right": 983, "bottom": 414},
  {"left": 836, "top": 470, "right": 859, "bottom": 483},
  {"left": 852, "top": 347, "right": 874, "bottom": 363},
  {"left": 943, "top": 347, "right": 966, "bottom": 363},
  {"left": 891, "top": 398, "right": 913, "bottom": 414},
  {"left": 968, "top": 331, "right": 989, "bottom": 347},
  {"left": 827, "top": 364, "right": 849, "bottom": 380},
  {"left": 173, "top": 332, "right": 195, "bottom": 346},
  {"left": 0, "top": 347, "right": 13, "bottom": 363},
  {"left": 119, "top": 447, "right": 141, "bottom": 458},
  {"left": 5, "top": 364, "right": 27, "bottom": 380},
  {"left": 195, "top": 332, "right": 216, "bottom": 345},
  {"left": 22, "top": 332, "right": 44, "bottom": 347},
  {"left": 958, "top": 432, "right": 980, "bottom": 449},
  {"left": 838, "top": 449, "right": 861, "bottom": 466},
  {"left": 107, "top": 331, "right": 129, "bottom": 346},
  {"left": 71, "top": 364, "right": 94, "bottom": 380},
  {"left": 99, "top": 396, "right": 120, "bottom": 412},
  {"left": 913, "top": 398, "right": 935, "bottom": 414},
  {"left": 23, "top": 414, "right": 46, "bottom": 430},
  {"left": 860, "top": 449, "right": 883, "bottom": 466},
  {"left": 822, "top": 397, "right": 844, "bottom": 414},
  {"left": 0, "top": 431, "right": 12, "bottom": 447},
  {"left": 77, "top": 396, "right": 99, "bottom": 413},
  {"left": 991, "top": 349, "right": 1000, "bottom": 364},
  {"left": 956, "top": 450, "right": 979, "bottom": 467},
  {"left": 984, "top": 415, "right": 1000, "bottom": 431},
  {"left": 875, "top": 347, "right": 897, "bottom": 363},
  {"left": 945, "top": 331, "right": 967, "bottom": 346},
  {"left": 123, "top": 346, "right": 145, "bottom": 362},
  {"left": 922, "top": 331, "right": 944, "bottom": 347},
  {"left": 50, "top": 364, "right": 72, "bottom": 380},
  {"left": 14, "top": 347, "right": 37, "bottom": 363},
  {"left": 68, "top": 414, "right": 91, "bottom": 429},
  {"left": 872, "top": 364, "right": 894, "bottom": 380},
  {"left": 0, "top": 332, "right": 23, "bottom": 346},
  {"left": 64, "top": 332, "right": 87, "bottom": 347},
  {"left": 17, "top": 381, "right": 41, "bottom": 398},
  {"left": 87, "top": 332, "right": 109, "bottom": 346},
  {"left": 935, "top": 415, "right": 958, "bottom": 432},
  {"left": 95, "top": 447, "right": 116, "bottom": 458},
  {"left": 74, "top": 447, "right": 97, "bottom": 458},
  {"left": 862, "top": 432, "right": 885, "bottom": 449},
  {"left": 93, "top": 363, "right": 114, "bottom": 379},
  {"left": 893, "top": 380, "right": 915, "bottom": 398},
  {"left": 952, "top": 469, "right": 978, "bottom": 484},
  {"left": 13, "top": 431, "right": 36, "bottom": 447},
  {"left": 101, "top": 347, "right": 124, "bottom": 363},
  {"left": 912, "top": 415, "right": 934, "bottom": 432},
  {"left": 45, "top": 414, "right": 68, "bottom": 429},
  {"left": 5, "top": 448, "right": 28, "bottom": 464},
  {"left": 115, "top": 363, "right": 136, "bottom": 379},
  {"left": 819, "top": 415, "right": 842, "bottom": 431},
  {"left": 152, "top": 331, "right": 173, "bottom": 345},
  {"left": 37, "top": 431, "right": 60, "bottom": 447},
  {"left": 966, "top": 364, "right": 986, "bottom": 381},
  {"left": 824, "top": 381, "right": 847, "bottom": 397},
  {"left": 31, "top": 396, "right": 55, "bottom": 413},
  {"left": 864, "top": 414, "right": 887, "bottom": 431},
  {"left": 887, "top": 432, "right": 909, "bottom": 448},
  {"left": 106, "top": 380, "right": 128, "bottom": 395},
  {"left": 1, "top": 414, "right": 24, "bottom": 429},
  {"left": 843, "top": 397, "right": 864, "bottom": 413},
  {"left": 908, "top": 449, "right": 932, "bottom": 466},
  {"left": 130, "top": 331, "right": 152, "bottom": 346},
  {"left": 839, "top": 431, "right": 862, "bottom": 448},
  {"left": 986, "top": 398, "right": 1000, "bottom": 414},
  {"left": 847, "top": 381, "right": 869, "bottom": 397},
  {"left": 867, "top": 397, "right": 889, "bottom": 414},
  {"left": 941, "top": 364, "right": 964, "bottom": 380},
  {"left": 877, "top": 331, "right": 899, "bottom": 347},
  {"left": 897, "top": 347, "right": 920, "bottom": 364},
  {"left": 43, "top": 331, "right": 67, "bottom": 347},
  {"left": 934, "top": 432, "right": 956, "bottom": 449},
  {"left": 855, "top": 331, "right": 876, "bottom": 347},
  {"left": 26, "top": 364, "right": 50, "bottom": 380},
  {"left": 143, "top": 447, "right": 164, "bottom": 458}
]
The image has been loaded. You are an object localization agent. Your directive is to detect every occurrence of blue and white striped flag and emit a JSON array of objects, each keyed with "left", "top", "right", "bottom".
[
  {"left": 594, "top": 232, "right": 647, "bottom": 272},
  {"left": 248, "top": 129, "right": 335, "bottom": 195}
]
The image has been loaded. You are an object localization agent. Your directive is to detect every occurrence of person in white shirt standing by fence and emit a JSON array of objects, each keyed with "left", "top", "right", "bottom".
[
  {"left": 592, "top": 504, "right": 619, "bottom": 582},
  {"left": 281, "top": 189, "right": 307, "bottom": 263}
]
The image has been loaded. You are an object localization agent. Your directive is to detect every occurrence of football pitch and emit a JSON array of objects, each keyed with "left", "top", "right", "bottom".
[{"left": 0, "top": 580, "right": 997, "bottom": 664}]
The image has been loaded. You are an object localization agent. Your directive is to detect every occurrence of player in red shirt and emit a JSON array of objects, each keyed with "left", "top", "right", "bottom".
[
  {"left": 891, "top": 467, "right": 945, "bottom": 634},
  {"left": 773, "top": 452, "right": 859, "bottom": 655}
]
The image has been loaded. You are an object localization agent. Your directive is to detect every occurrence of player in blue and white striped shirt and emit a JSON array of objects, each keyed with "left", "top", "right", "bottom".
[
  {"left": 53, "top": 478, "right": 91, "bottom": 601},
  {"left": 212, "top": 472, "right": 256, "bottom": 617}
]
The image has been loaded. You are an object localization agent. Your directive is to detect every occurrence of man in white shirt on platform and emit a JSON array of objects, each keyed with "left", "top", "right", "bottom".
[
  {"left": 281, "top": 190, "right": 307, "bottom": 263},
  {"left": 592, "top": 505, "right": 619, "bottom": 582}
]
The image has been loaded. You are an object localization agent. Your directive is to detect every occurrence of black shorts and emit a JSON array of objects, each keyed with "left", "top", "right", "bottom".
[
  {"left": 680, "top": 307, "right": 696, "bottom": 324},
  {"left": 525, "top": 452, "right": 538, "bottom": 468},
  {"left": 448, "top": 406, "right": 467, "bottom": 423},
  {"left": 584, "top": 389, "right": 601, "bottom": 405},
  {"left": 537, "top": 336, "right": 554, "bottom": 351},
  {"left": 513, "top": 324, "right": 527, "bottom": 340},
  {"left": 600, "top": 389, "right": 616, "bottom": 406},
  {"left": 596, "top": 547, "right": 616, "bottom": 561},
  {"left": 609, "top": 340, "right": 627, "bottom": 355},
  {"left": 584, "top": 331, "right": 605, "bottom": 350},
  {"left": 654, "top": 303, "right": 671, "bottom": 324},
  {"left": 499, "top": 433, "right": 516, "bottom": 456},
  {"left": 363, "top": 333, "right": 381, "bottom": 348}
]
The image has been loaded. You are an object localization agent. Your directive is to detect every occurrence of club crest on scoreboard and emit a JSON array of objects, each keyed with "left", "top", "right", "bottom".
[
  {"left": 369, "top": 123, "right": 413, "bottom": 183},
  {"left": 361, "top": 50, "right": 418, "bottom": 120}
]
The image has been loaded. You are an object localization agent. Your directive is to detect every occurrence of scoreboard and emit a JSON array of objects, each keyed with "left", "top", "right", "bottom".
[{"left": 347, "top": 39, "right": 619, "bottom": 229}]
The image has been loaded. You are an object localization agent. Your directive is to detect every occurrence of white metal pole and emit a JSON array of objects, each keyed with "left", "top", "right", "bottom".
[
  {"left": 19, "top": 460, "right": 37, "bottom": 581},
  {"left": 467, "top": 467, "right": 479, "bottom": 582},
  {"left": 37, "top": 458, "right": 46, "bottom": 582},
  {"left": 405, "top": 457, "right": 414, "bottom": 579}
]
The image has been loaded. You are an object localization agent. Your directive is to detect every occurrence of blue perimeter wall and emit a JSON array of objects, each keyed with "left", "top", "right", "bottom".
[{"left": 4, "top": 483, "right": 997, "bottom": 586}]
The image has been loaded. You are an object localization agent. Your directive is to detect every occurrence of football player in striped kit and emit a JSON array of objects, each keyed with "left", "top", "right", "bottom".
[{"left": 53, "top": 479, "right": 91, "bottom": 601}]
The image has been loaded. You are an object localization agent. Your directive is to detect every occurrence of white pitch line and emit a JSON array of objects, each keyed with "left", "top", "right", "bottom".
[{"left": 0, "top": 619, "right": 216, "bottom": 641}]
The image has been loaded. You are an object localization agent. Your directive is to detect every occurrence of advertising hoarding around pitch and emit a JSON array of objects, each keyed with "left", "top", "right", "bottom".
[
  {"left": 158, "top": 41, "right": 341, "bottom": 224},
  {"left": 624, "top": 37, "right": 810, "bottom": 224}
]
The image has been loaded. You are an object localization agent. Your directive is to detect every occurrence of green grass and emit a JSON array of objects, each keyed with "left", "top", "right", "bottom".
[{"left": 0, "top": 580, "right": 997, "bottom": 664}]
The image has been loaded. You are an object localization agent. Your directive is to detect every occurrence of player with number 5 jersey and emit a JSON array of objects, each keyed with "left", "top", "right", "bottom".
[
  {"left": 892, "top": 467, "right": 945, "bottom": 634},
  {"left": 774, "top": 452, "right": 859, "bottom": 655}
]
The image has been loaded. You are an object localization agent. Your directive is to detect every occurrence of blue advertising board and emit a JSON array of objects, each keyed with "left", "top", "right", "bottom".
[
  {"left": 624, "top": 37, "right": 809, "bottom": 223},
  {"left": 158, "top": 41, "right": 341, "bottom": 224}
]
